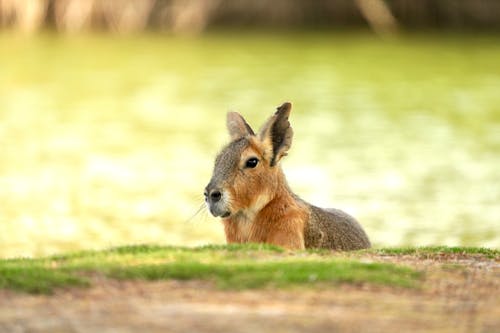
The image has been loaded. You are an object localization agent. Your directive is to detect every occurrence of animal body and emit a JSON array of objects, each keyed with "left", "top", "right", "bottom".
[{"left": 204, "top": 102, "right": 370, "bottom": 250}]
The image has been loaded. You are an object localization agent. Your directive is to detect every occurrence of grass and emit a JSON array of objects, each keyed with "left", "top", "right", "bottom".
[
  {"left": 3, "top": 244, "right": 497, "bottom": 295},
  {"left": 370, "top": 246, "right": 500, "bottom": 259},
  {"left": 0, "top": 263, "right": 90, "bottom": 294},
  {"left": 0, "top": 244, "right": 427, "bottom": 294}
]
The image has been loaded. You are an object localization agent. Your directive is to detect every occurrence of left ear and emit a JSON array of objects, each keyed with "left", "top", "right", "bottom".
[
  {"left": 227, "top": 112, "right": 255, "bottom": 140},
  {"left": 258, "top": 102, "right": 294, "bottom": 166}
]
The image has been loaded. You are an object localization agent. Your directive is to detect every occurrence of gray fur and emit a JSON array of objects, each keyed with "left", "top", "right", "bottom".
[
  {"left": 205, "top": 138, "right": 250, "bottom": 217},
  {"left": 302, "top": 201, "right": 371, "bottom": 250},
  {"left": 207, "top": 138, "right": 248, "bottom": 191}
]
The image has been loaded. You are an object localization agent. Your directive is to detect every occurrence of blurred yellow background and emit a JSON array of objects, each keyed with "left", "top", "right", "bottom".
[{"left": 1, "top": 1, "right": 499, "bottom": 257}]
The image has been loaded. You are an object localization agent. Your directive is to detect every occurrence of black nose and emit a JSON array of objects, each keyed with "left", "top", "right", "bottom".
[
  {"left": 209, "top": 190, "right": 222, "bottom": 203},
  {"left": 204, "top": 187, "right": 223, "bottom": 204}
]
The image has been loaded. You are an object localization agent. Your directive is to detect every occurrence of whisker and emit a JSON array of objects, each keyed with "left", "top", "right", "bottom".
[{"left": 185, "top": 202, "right": 207, "bottom": 223}]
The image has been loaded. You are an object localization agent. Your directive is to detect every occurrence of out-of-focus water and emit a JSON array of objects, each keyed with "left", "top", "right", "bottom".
[{"left": 0, "top": 32, "right": 499, "bottom": 257}]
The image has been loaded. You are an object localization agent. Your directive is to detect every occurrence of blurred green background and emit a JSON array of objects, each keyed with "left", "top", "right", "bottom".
[{"left": 1, "top": 1, "right": 499, "bottom": 257}]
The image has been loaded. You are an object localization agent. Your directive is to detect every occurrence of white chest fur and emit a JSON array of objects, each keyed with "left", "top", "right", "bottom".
[
  {"left": 232, "top": 193, "right": 271, "bottom": 241},
  {"left": 234, "top": 213, "right": 254, "bottom": 241}
]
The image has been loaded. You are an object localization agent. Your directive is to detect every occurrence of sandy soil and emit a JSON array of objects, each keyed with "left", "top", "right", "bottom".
[{"left": 0, "top": 254, "right": 498, "bottom": 333}]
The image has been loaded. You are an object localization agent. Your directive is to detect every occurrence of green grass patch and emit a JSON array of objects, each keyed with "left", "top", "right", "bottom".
[
  {"left": 370, "top": 246, "right": 499, "bottom": 259},
  {"left": 0, "top": 244, "right": 422, "bottom": 294},
  {"left": 0, "top": 260, "right": 89, "bottom": 294},
  {"left": 108, "top": 260, "right": 419, "bottom": 290}
]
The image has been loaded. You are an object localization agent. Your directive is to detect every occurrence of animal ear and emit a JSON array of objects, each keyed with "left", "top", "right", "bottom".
[
  {"left": 227, "top": 112, "right": 255, "bottom": 140},
  {"left": 259, "top": 102, "right": 294, "bottom": 166}
]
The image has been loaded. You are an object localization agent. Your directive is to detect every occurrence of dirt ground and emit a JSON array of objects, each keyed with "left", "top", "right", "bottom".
[{"left": 0, "top": 254, "right": 498, "bottom": 333}]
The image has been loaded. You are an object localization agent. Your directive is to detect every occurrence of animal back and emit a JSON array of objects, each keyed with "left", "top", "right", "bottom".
[{"left": 304, "top": 204, "right": 371, "bottom": 250}]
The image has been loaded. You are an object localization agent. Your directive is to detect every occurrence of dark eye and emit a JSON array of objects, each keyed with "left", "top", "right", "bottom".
[{"left": 245, "top": 157, "right": 259, "bottom": 169}]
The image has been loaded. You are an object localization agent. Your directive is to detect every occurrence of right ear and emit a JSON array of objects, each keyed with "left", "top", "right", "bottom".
[
  {"left": 258, "top": 102, "right": 293, "bottom": 167},
  {"left": 227, "top": 112, "right": 255, "bottom": 140}
]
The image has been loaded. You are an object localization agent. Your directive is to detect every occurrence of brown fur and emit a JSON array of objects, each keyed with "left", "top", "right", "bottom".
[{"left": 205, "top": 102, "right": 370, "bottom": 251}]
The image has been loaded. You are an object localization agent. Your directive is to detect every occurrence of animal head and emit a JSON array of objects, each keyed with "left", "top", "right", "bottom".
[{"left": 204, "top": 102, "right": 294, "bottom": 218}]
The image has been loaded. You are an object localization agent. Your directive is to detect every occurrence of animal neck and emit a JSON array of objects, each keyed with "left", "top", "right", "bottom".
[
  {"left": 222, "top": 166, "right": 305, "bottom": 244},
  {"left": 250, "top": 166, "right": 298, "bottom": 220},
  {"left": 228, "top": 166, "right": 296, "bottom": 223},
  {"left": 269, "top": 166, "right": 295, "bottom": 202}
]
